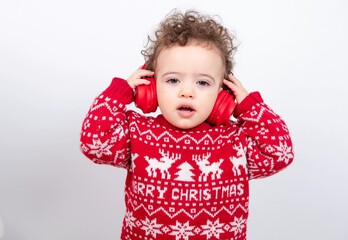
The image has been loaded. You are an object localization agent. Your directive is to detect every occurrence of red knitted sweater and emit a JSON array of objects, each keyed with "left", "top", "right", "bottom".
[{"left": 80, "top": 77, "right": 294, "bottom": 240}]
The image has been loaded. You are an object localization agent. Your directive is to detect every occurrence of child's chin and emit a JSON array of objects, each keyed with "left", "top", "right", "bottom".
[{"left": 173, "top": 121, "right": 203, "bottom": 130}]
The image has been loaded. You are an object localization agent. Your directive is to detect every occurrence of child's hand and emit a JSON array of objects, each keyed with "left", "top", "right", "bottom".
[
  {"left": 127, "top": 68, "right": 155, "bottom": 89},
  {"left": 223, "top": 74, "right": 249, "bottom": 104}
]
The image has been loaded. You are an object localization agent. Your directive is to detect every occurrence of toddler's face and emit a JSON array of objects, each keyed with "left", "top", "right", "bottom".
[{"left": 155, "top": 43, "right": 224, "bottom": 129}]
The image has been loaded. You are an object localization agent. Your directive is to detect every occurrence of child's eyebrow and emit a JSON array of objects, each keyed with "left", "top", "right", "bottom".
[
  {"left": 197, "top": 73, "right": 216, "bottom": 82},
  {"left": 160, "top": 72, "right": 216, "bottom": 82},
  {"left": 161, "top": 72, "right": 181, "bottom": 77}
]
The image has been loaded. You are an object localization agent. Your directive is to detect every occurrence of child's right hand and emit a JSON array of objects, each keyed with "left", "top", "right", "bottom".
[{"left": 127, "top": 67, "right": 154, "bottom": 89}]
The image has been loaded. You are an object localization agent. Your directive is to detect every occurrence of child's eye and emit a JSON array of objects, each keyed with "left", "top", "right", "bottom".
[
  {"left": 166, "top": 78, "right": 179, "bottom": 84},
  {"left": 197, "top": 80, "right": 210, "bottom": 86}
]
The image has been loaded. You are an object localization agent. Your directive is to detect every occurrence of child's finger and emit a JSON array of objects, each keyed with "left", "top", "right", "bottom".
[
  {"left": 223, "top": 76, "right": 249, "bottom": 104},
  {"left": 129, "top": 69, "right": 154, "bottom": 79},
  {"left": 223, "top": 79, "right": 236, "bottom": 90},
  {"left": 136, "top": 70, "right": 155, "bottom": 79},
  {"left": 228, "top": 74, "right": 242, "bottom": 86},
  {"left": 128, "top": 78, "right": 151, "bottom": 89},
  {"left": 137, "top": 79, "right": 151, "bottom": 85}
]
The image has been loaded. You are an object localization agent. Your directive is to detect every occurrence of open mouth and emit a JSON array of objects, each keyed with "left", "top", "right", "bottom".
[
  {"left": 177, "top": 104, "right": 195, "bottom": 118},
  {"left": 178, "top": 105, "right": 194, "bottom": 112},
  {"left": 178, "top": 105, "right": 195, "bottom": 113}
]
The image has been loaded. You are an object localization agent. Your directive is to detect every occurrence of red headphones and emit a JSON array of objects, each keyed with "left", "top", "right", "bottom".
[{"left": 134, "top": 66, "right": 236, "bottom": 125}]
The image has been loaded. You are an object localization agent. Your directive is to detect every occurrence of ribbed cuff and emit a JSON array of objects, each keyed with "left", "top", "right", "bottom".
[
  {"left": 233, "top": 91, "right": 263, "bottom": 118},
  {"left": 103, "top": 77, "right": 134, "bottom": 105}
]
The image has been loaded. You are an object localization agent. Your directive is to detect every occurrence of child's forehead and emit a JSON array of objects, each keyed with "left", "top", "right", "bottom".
[{"left": 154, "top": 43, "right": 225, "bottom": 80}]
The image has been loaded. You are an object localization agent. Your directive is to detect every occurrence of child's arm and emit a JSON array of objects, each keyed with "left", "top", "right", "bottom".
[
  {"left": 234, "top": 92, "right": 294, "bottom": 179},
  {"left": 79, "top": 77, "right": 134, "bottom": 169},
  {"left": 224, "top": 75, "right": 294, "bottom": 179}
]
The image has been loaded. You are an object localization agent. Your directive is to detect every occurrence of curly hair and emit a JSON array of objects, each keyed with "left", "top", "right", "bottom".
[{"left": 141, "top": 9, "right": 238, "bottom": 76}]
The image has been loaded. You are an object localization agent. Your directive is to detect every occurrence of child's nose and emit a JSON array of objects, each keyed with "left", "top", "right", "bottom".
[{"left": 179, "top": 83, "right": 194, "bottom": 98}]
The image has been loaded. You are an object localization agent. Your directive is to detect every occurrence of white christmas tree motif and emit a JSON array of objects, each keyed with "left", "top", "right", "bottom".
[
  {"left": 87, "top": 138, "right": 112, "bottom": 158},
  {"left": 230, "top": 216, "right": 246, "bottom": 236},
  {"left": 201, "top": 219, "right": 224, "bottom": 239},
  {"left": 169, "top": 221, "right": 195, "bottom": 240},
  {"left": 124, "top": 211, "right": 136, "bottom": 230},
  {"left": 175, "top": 162, "right": 195, "bottom": 181},
  {"left": 141, "top": 217, "right": 163, "bottom": 238},
  {"left": 273, "top": 141, "right": 293, "bottom": 164}
]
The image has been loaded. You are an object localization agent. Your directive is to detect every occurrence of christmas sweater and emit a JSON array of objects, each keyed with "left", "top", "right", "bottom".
[{"left": 80, "top": 77, "right": 294, "bottom": 240}]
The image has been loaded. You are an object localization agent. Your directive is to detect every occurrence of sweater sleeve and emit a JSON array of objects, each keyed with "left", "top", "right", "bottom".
[
  {"left": 79, "top": 77, "right": 134, "bottom": 169},
  {"left": 235, "top": 92, "right": 294, "bottom": 180}
]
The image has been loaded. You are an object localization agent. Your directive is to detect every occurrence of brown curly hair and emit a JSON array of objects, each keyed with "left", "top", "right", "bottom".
[{"left": 141, "top": 9, "right": 238, "bottom": 77}]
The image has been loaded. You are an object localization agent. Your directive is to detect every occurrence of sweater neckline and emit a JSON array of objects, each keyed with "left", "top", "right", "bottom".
[{"left": 156, "top": 115, "right": 212, "bottom": 132}]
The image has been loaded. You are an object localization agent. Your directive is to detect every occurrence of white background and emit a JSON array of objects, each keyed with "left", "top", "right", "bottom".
[{"left": 1, "top": 0, "right": 347, "bottom": 239}]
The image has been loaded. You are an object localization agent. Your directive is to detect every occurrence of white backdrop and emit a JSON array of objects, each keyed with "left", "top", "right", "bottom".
[{"left": 1, "top": 0, "right": 347, "bottom": 239}]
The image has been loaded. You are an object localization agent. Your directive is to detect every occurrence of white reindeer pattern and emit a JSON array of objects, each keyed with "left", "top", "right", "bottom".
[
  {"left": 193, "top": 153, "right": 223, "bottom": 182},
  {"left": 145, "top": 150, "right": 181, "bottom": 179},
  {"left": 230, "top": 143, "right": 247, "bottom": 176}
]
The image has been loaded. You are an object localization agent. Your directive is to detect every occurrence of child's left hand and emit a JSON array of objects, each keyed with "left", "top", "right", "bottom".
[{"left": 223, "top": 74, "right": 249, "bottom": 104}]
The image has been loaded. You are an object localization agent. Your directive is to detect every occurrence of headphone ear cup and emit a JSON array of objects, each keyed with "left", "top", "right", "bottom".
[
  {"left": 207, "top": 90, "right": 236, "bottom": 125},
  {"left": 135, "top": 77, "right": 158, "bottom": 113}
]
